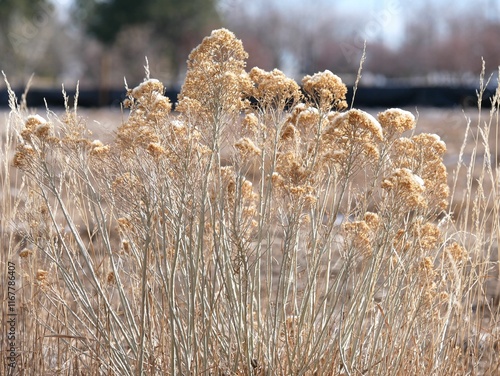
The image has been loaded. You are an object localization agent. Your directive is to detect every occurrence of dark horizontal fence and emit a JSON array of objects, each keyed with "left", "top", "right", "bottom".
[
  {"left": 350, "top": 86, "right": 495, "bottom": 108},
  {"left": 0, "top": 86, "right": 495, "bottom": 109},
  {"left": 0, "top": 88, "right": 180, "bottom": 109}
]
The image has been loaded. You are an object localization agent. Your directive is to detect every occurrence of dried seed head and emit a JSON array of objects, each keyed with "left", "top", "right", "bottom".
[
  {"left": 241, "top": 180, "right": 255, "bottom": 200},
  {"left": 19, "top": 248, "right": 33, "bottom": 258},
  {"left": 364, "top": 212, "right": 380, "bottom": 230},
  {"left": 413, "top": 221, "right": 441, "bottom": 250},
  {"left": 378, "top": 108, "right": 416, "bottom": 136},
  {"left": 131, "top": 78, "right": 164, "bottom": 100},
  {"left": 146, "top": 142, "right": 166, "bottom": 159},
  {"left": 297, "top": 106, "right": 320, "bottom": 128},
  {"left": 444, "top": 242, "right": 469, "bottom": 264},
  {"left": 178, "top": 28, "right": 251, "bottom": 118},
  {"left": 413, "top": 133, "right": 447, "bottom": 155},
  {"left": 107, "top": 271, "right": 116, "bottom": 285},
  {"left": 122, "top": 240, "right": 130, "bottom": 253},
  {"left": 321, "top": 109, "right": 383, "bottom": 172},
  {"left": 21, "top": 115, "right": 49, "bottom": 141},
  {"left": 276, "top": 151, "right": 308, "bottom": 186},
  {"left": 234, "top": 137, "right": 261, "bottom": 157},
  {"left": 123, "top": 98, "right": 133, "bottom": 108},
  {"left": 342, "top": 220, "right": 373, "bottom": 256},
  {"left": 242, "top": 113, "right": 260, "bottom": 134},
  {"left": 392, "top": 133, "right": 449, "bottom": 210},
  {"left": 382, "top": 168, "right": 426, "bottom": 209},
  {"left": 302, "top": 70, "right": 348, "bottom": 111},
  {"left": 13, "top": 144, "right": 36, "bottom": 169},
  {"left": 272, "top": 172, "right": 286, "bottom": 190},
  {"left": 36, "top": 269, "right": 48, "bottom": 283},
  {"left": 26, "top": 114, "right": 47, "bottom": 128},
  {"left": 288, "top": 184, "right": 315, "bottom": 198},
  {"left": 343, "top": 109, "right": 384, "bottom": 142},
  {"left": 91, "top": 140, "right": 104, "bottom": 148},
  {"left": 90, "top": 140, "right": 110, "bottom": 156},
  {"left": 419, "top": 257, "right": 437, "bottom": 281},
  {"left": 34, "top": 121, "right": 53, "bottom": 139},
  {"left": 117, "top": 217, "right": 132, "bottom": 231},
  {"left": 280, "top": 123, "right": 298, "bottom": 142},
  {"left": 249, "top": 67, "right": 301, "bottom": 107}
]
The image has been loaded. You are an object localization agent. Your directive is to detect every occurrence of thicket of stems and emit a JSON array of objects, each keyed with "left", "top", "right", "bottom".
[{"left": 1, "top": 30, "right": 499, "bottom": 375}]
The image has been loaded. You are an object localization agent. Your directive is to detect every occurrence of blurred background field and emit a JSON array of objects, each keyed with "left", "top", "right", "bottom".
[{"left": 1, "top": 0, "right": 500, "bottom": 107}]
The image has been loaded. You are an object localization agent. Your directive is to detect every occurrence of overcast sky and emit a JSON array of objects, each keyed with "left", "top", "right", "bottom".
[
  {"left": 52, "top": 0, "right": 500, "bottom": 51},
  {"left": 298, "top": 0, "right": 499, "bottom": 45}
]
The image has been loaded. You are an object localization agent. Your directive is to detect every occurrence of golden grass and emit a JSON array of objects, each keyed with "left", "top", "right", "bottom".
[{"left": 1, "top": 29, "right": 499, "bottom": 375}]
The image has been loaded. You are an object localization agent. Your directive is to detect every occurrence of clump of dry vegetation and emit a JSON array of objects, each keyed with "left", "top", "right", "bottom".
[{"left": 1, "top": 29, "right": 499, "bottom": 375}]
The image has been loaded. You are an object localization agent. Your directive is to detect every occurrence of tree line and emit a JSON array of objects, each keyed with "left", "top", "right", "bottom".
[{"left": 1, "top": 0, "right": 499, "bottom": 89}]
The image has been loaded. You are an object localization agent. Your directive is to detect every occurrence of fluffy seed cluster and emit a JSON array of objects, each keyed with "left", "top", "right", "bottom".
[
  {"left": 13, "top": 115, "right": 58, "bottom": 169},
  {"left": 21, "top": 115, "right": 53, "bottom": 141},
  {"left": 107, "top": 271, "right": 116, "bottom": 285},
  {"left": 321, "top": 109, "right": 383, "bottom": 172},
  {"left": 13, "top": 143, "right": 36, "bottom": 169},
  {"left": 274, "top": 152, "right": 311, "bottom": 196},
  {"left": 302, "top": 70, "right": 348, "bottom": 111},
  {"left": 412, "top": 221, "right": 441, "bottom": 250},
  {"left": 249, "top": 67, "right": 301, "bottom": 109},
  {"left": 89, "top": 139, "right": 110, "bottom": 157},
  {"left": 112, "top": 172, "right": 142, "bottom": 204},
  {"left": 117, "top": 78, "right": 210, "bottom": 181},
  {"left": 19, "top": 248, "right": 33, "bottom": 258},
  {"left": 364, "top": 212, "right": 380, "bottom": 230},
  {"left": 234, "top": 137, "right": 261, "bottom": 157},
  {"left": 417, "top": 256, "right": 439, "bottom": 308},
  {"left": 146, "top": 142, "right": 166, "bottom": 159},
  {"left": 419, "top": 256, "right": 437, "bottom": 280},
  {"left": 125, "top": 78, "right": 172, "bottom": 117},
  {"left": 280, "top": 123, "right": 299, "bottom": 144},
  {"left": 118, "top": 78, "right": 170, "bottom": 150},
  {"left": 443, "top": 242, "right": 469, "bottom": 264},
  {"left": 378, "top": 108, "right": 416, "bottom": 137},
  {"left": 177, "top": 28, "right": 252, "bottom": 121},
  {"left": 342, "top": 218, "right": 377, "bottom": 257},
  {"left": 391, "top": 218, "right": 444, "bottom": 270},
  {"left": 36, "top": 269, "right": 49, "bottom": 286},
  {"left": 391, "top": 133, "right": 449, "bottom": 210},
  {"left": 381, "top": 168, "right": 426, "bottom": 209},
  {"left": 289, "top": 104, "right": 321, "bottom": 130},
  {"left": 339, "top": 213, "right": 379, "bottom": 256},
  {"left": 241, "top": 113, "right": 261, "bottom": 135}
]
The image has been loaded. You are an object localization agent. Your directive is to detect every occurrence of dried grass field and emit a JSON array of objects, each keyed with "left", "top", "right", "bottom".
[
  {"left": 3, "top": 105, "right": 493, "bottom": 217},
  {"left": 1, "top": 28, "right": 499, "bottom": 375}
]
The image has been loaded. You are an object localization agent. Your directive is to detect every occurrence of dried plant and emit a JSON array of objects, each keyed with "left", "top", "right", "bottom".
[{"left": 1, "top": 29, "right": 499, "bottom": 375}]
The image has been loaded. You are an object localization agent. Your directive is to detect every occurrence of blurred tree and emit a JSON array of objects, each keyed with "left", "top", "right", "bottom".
[
  {"left": 0, "top": 0, "right": 49, "bottom": 26},
  {"left": 223, "top": 2, "right": 344, "bottom": 79},
  {"left": 398, "top": 2, "right": 442, "bottom": 77},
  {"left": 72, "top": 0, "right": 149, "bottom": 45},
  {"left": 396, "top": 1, "right": 499, "bottom": 82},
  {"left": 363, "top": 42, "right": 401, "bottom": 78},
  {"left": 0, "top": 0, "right": 58, "bottom": 85},
  {"left": 73, "top": 0, "right": 221, "bottom": 85}
]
